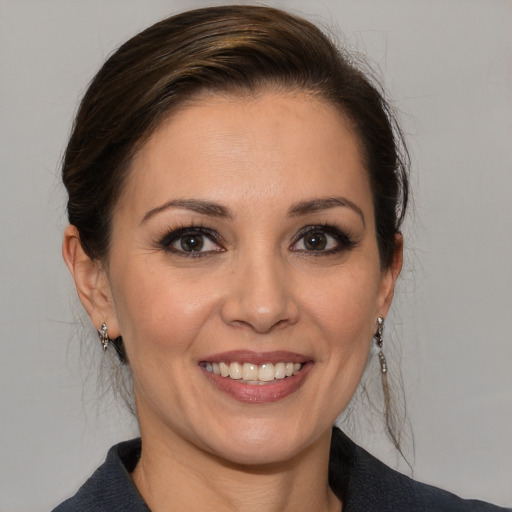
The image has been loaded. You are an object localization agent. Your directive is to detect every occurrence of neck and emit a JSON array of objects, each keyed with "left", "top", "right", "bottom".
[{"left": 132, "top": 425, "right": 341, "bottom": 512}]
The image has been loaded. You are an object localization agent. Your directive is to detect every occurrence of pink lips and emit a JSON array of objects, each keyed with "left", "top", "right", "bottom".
[{"left": 199, "top": 350, "right": 312, "bottom": 404}]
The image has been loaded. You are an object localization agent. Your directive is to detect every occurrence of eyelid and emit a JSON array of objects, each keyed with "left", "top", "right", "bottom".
[
  {"left": 290, "top": 224, "right": 356, "bottom": 253},
  {"left": 155, "top": 222, "right": 355, "bottom": 256},
  {"left": 158, "top": 225, "right": 224, "bottom": 255}
]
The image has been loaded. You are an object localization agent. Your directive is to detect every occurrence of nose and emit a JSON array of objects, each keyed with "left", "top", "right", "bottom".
[{"left": 220, "top": 251, "right": 300, "bottom": 334}]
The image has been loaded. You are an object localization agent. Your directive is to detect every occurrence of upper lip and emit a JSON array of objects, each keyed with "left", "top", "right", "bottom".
[{"left": 199, "top": 350, "right": 311, "bottom": 365}]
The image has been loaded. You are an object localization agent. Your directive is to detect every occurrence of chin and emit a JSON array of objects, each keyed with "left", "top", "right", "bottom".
[{"left": 204, "top": 419, "right": 321, "bottom": 467}]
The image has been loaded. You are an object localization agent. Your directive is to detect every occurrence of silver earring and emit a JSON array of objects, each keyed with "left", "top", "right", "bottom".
[
  {"left": 98, "top": 323, "right": 110, "bottom": 352},
  {"left": 374, "top": 316, "right": 387, "bottom": 374}
]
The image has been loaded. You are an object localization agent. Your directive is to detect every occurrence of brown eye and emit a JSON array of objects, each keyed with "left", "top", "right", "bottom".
[
  {"left": 290, "top": 225, "right": 356, "bottom": 254},
  {"left": 303, "top": 232, "right": 327, "bottom": 251},
  {"left": 180, "top": 234, "right": 204, "bottom": 252},
  {"left": 159, "top": 227, "right": 223, "bottom": 255}
]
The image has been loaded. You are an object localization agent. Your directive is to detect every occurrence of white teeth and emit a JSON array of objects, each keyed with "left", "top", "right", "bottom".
[
  {"left": 204, "top": 361, "right": 304, "bottom": 382},
  {"left": 242, "top": 363, "right": 259, "bottom": 381},
  {"left": 229, "top": 362, "right": 242, "bottom": 379},
  {"left": 258, "top": 363, "right": 274, "bottom": 382},
  {"left": 274, "top": 362, "right": 286, "bottom": 379},
  {"left": 219, "top": 362, "right": 230, "bottom": 377}
]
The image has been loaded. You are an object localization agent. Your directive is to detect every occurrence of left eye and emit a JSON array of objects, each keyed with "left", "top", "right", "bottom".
[{"left": 291, "top": 227, "right": 350, "bottom": 253}]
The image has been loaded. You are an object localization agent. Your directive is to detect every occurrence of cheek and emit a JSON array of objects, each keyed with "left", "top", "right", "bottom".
[
  {"left": 304, "top": 263, "right": 382, "bottom": 342},
  {"left": 109, "top": 261, "right": 220, "bottom": 361},
  {"left": 301, "top": 259, "right": 381, "bottom": 395}
]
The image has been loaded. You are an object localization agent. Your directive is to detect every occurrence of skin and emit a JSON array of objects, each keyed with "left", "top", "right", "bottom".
[{"left": 63, "top": 90, "right": 402, "bottom": 512}]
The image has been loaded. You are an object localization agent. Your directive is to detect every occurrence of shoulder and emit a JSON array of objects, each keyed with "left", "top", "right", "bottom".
[
  {"left": 51, "top": 439, "right": 149, "bottom": 512},
  {"left": 331, "top": 428, "right": 511, "bottom": 512}
]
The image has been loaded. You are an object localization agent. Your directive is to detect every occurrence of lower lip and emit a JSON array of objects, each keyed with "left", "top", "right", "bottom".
[{"left": 200, "top": 362, "right": 312, "bottom": 404}]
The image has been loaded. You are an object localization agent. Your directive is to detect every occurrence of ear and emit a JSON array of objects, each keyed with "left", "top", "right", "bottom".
[
  {"left": 62, "top": 225, "right": 120, "bottom": 337},
  {"left": 376, "top": 233, "right": 403, "bottom": 318}
]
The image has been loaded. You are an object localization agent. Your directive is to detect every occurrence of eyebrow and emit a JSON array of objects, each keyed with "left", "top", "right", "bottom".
[
  {"left": 140, "top": 195, "right": 365, "bottom": 225},
  {"left": 140, "top": 199, "right": 233, "bottom": 225},
  {"left": 288, "top": 197, "right": 365, "bottom": 225}
]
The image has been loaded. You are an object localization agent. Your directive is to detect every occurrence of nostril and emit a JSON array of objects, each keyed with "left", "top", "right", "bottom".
[
  {"left": 226, "top": 317, "right": 296, "bottom": 334},
  {"left": 271, "top": 318, "right": 296, "bottom": 331}
]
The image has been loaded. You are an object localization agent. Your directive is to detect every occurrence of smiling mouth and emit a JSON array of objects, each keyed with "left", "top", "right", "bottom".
[{"left": 201, "top": 361, "right": 304, "bottom": 384}]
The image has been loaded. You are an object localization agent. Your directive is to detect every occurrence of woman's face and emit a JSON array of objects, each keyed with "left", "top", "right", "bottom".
[{"left": 99, "top": 91, "right": 400, "bottom": 465}]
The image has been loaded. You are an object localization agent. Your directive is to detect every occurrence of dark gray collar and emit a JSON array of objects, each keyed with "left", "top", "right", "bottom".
[{"left": 52, "top": 427, "right": 509, "bottom": 512}]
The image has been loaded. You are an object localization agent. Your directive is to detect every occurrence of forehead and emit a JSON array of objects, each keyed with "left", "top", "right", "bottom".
[{"left": 119, "top": 91, "right": 372, "bottom": 218}]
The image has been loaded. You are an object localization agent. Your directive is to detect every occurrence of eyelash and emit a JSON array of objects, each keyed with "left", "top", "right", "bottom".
[
  {"left": 158, "top": 224, "right": 224, "bottom": 258},
  {"left": 157, "top": 223, "right": 356, "bottom": 257},
  {"left": 290, "top": 224, "right": 357, "bottom": 256}
]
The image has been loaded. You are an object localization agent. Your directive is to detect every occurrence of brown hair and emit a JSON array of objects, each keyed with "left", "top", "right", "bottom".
[{"left": 63, "top": 5, "right": 408, "bottom": 268}]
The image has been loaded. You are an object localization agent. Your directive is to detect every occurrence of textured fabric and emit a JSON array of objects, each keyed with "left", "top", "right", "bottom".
[
  {"left": 52, "top": 428, "right": 510, "bottom": 511},
  {"left": 329, "top": 430, "right": 510, "bottom": 512},
  {"left": 52, "top": 438, "right": 149, "bottom": 512}
]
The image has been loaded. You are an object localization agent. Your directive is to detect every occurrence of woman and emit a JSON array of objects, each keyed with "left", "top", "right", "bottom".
[{"left": 53, "top": 5, "right": 509, "bottom": 511}]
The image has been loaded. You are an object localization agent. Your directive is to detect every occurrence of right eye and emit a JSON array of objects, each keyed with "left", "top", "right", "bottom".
[{"left": 159, "top": 227, "right": 223, "bottom": 256}]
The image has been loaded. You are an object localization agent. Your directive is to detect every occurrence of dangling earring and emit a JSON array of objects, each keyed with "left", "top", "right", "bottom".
[
  {"left": 373, "top": 317, "right": 403, "bottom": 455},
  {"left": 374, "top": 316, "right": 387, "bottom": 374},
  {"left": 97, "top": 323, "right": 126, "bottom": 363},
  {"left": 98, "top": 323, "right": 110, "bottom": 352}
]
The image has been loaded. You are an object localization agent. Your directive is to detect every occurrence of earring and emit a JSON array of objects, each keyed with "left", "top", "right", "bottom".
[
  {"left": 97, "top": 323, "right": 127, "bottom": 363},
  {"left": 374, "top": 316, "right": 388, "bottom": 374},
  {"left": 98, "top": 323, "right": 110, "bottom": 352},
  {"left": 373, "top": 317, "right": 403, "bottom": 455}
]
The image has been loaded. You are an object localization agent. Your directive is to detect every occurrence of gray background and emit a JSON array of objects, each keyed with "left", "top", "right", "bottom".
[{"left": 1, "top": 0, "right": 511, "bottom": 510}]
